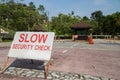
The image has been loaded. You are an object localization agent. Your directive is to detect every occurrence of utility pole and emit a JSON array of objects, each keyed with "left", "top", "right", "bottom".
[{"left": 46, "top": 11, "right": 49, "bottom": 32}]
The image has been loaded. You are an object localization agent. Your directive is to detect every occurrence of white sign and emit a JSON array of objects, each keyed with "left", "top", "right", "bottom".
[{"left": 8, "top": 32, "right": 55, "bottom": 60}]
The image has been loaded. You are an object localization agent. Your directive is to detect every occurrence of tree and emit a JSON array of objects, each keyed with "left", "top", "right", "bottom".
[
  {"left": 102, "top": 12, "right": 120, "bottom": 35},
  {"left": 81, "top": 16, "right": 90, "bottom": 24},
  {"left": 0, "top": 1, "right": 47, "bottom": 32},
  {"left": 113, "top": 12, "right": 120, "bottom": 34},
  {"left": 91, "top": 10, "right": 103, "bottom": 21},
  {"left": 38, "top": 4, "right": 45, "bottom": 14},
  {"left": 90, "top": 10, "right": 104, "bottom": 34},
  {"left": 51, "top": 13, "right": 80, "bottom": 35},
  {"left": 28, "top": 2, "right": 36, "bottom": 10}
]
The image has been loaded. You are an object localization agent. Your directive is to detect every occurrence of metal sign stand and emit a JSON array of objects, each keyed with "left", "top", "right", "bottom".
[
  {"left": 0, "top": 57, "right": 9, "bottom": 74},
  {"left": 44, "top": 60, "right": 51, "bottom": 79}
]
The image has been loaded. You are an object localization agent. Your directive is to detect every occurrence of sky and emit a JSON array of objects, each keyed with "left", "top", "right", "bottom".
[{"left": 20, "top": 0, "right": 120, "bottom": 19}]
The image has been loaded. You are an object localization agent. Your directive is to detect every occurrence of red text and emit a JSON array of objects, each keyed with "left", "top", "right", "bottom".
[{"left": 19, "top": 33, "right": 48, "bottom": 43}]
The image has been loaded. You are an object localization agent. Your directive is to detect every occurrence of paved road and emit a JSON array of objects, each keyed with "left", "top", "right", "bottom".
[
  {"left": 51, "top": 39, "right": 120, "bottom": 79},
  {"left": 0, "top": 39, "right": 120, "bottom": 51},
  {"left": 54, "top": 39, "right": 120, "bottom": 51},
  {"left": 0, "top": 39, "right": 120, "bottom": 80}
]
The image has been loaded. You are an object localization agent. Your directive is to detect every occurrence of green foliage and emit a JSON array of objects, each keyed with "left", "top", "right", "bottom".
[
  {"left": 0, "top": 2, "right": 47, "bottom": 33},
  {"left": 50, "top": 13, "right": 80, "bottom": 35},
  {"left": 102, "top": 12, "right": 120, "bottom": 35},
  {"left": 90, "top": 10, "right": 104, "bottom": 34},
  {"left": 0, "top": 1, "right": 120, "bottom": 37},
  {"left": 90, "top": 10, "right": 120, "bottom": 35}
]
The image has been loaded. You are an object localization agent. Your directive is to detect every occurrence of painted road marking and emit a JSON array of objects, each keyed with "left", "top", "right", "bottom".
[
  {"left": 62, "top": 50, "right": 67, "bottom": 53},
  {"left": 70, "top": 43, "right": 79, "bottom": 48},
  {"left": 70, "top": 46, "right": 73, "bottom": 48},
  {"left": 74, "top": 43, "right": 79, "bottom": 46}
]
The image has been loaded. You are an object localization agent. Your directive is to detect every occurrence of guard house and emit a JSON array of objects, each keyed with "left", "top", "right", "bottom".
[{"left": 71, "top": 22, "right": 92, "bottom": 40}]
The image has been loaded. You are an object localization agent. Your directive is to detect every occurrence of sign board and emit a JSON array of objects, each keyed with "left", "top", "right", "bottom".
[{"left": 8, "top": 32, "right": 55, "bottom": 60}]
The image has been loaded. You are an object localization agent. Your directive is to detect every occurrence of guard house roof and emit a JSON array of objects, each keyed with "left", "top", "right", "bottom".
[
  {"left": 71, "top": 22, "right": 92, "bottom": 29},
  {"left": 33, "top": 26, "right": 46, "bottom": 32}
]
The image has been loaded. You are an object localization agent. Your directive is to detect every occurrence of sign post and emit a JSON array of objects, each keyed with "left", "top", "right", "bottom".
[{"left": 0, "top": 32, "right": 55, "bottom": 79}]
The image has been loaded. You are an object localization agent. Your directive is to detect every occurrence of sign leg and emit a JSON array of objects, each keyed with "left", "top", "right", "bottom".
[
  {"left": 0, "top": 57, "right": 9, "bottom": 74},
  {"left": 31, "top": 59, "right": 34, "bottom": 64},
  {"left": 50, "top": 58, "right": 53, "bottom": 65},
  {"left": 44, "top": 61, "right": 50, "bottom": 79}
]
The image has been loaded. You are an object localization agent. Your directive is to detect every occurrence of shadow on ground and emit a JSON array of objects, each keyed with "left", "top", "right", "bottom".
[{"left": 8, "top": 59, "right": 45, "bottom": 70}]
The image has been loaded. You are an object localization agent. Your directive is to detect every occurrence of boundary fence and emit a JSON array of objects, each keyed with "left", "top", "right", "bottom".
[{"left": 55, "top": 35, "right": 120, "bottom": 40}]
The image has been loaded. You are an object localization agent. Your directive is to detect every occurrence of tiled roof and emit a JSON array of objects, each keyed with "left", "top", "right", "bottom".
[
  {"left": 33, "top": 26, "right": 46, "bottom": 32},
  {"left": 71, "top": 22, "right": 92, "bottom": 29}
]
